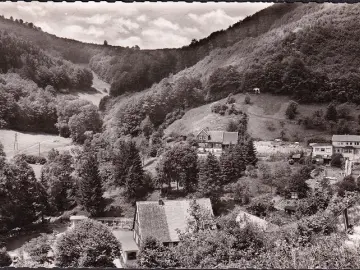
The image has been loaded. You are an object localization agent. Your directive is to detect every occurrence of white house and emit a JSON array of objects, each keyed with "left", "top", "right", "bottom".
[
  {"left": 332, "top": 135, "right": 360, "bottom": 160},
  {"left": 310, "top": 143, "right": 333, "bottom": 160}
]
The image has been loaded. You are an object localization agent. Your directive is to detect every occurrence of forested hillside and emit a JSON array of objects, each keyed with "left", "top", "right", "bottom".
[
  {"left": 90, "top": 3, "right": 301, "bottom": 96},
  {"left": 103, "top": 3, "right": 360, "bottom": 140}
]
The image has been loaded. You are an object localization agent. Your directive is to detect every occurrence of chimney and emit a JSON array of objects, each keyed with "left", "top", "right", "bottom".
[{"left": 159, "top": 199, "right": 164, "bottom": 206}]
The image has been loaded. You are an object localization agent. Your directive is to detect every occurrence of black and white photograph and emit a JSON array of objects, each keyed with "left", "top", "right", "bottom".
[{"left": 1, "top": 1, "right": 360, "bottom": 268}]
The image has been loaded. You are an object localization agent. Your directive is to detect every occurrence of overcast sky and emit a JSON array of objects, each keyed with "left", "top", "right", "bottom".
[{"left": 0, "top": 2, "right": 272, "bottom": 49}]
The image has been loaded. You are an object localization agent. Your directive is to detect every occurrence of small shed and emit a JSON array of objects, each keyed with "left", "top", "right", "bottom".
[
  {"left": 69, "top": 215, "right": 88, "bottom": 228},
  {"left": 113, "top": 230, "right": 139, "bottom": 265},
  {"left": 284, "top": 205, "right": 296, "bottom": 215}
]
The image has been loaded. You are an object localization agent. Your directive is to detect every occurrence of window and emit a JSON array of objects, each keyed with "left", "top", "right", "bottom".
[
  {"left": 315, "top": 148, "right": 320, "bottom": 151},
  {"left": 321, "top": 148, "right": 325, "bottom": 152},
  {"left": 127, "top": 252, "right": 137, "bottom": 261},
  {"left": 350, "top": 142, "right": 353, "bottom": 145},
  {"left": 346, "top": 142, "right": 349, "bottom": 145},
  {"left": 326, "top": 148, "right": 331, "bottom": 153}
]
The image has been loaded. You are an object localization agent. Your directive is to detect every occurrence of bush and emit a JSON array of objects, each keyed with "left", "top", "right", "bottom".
[
  {"left": 14, "top": 154, "right": 47, "bottom": 164},
  {"left": 226, "top": 94, "right": 236, "bottom": 104},
  {"left": 244, "top": 93, "right": 251, "bottom": 104},
  {"left": 0, "top": 247, "right": 12, "bottom": 267},
  {"left": 24, "top": 234, "right": 54, "bottom": 265},
  {"left": 285, "top": 100, "right": 298, "bottom": 120},
  {"left": 54, "top": 219, "right": 121, "bottom": 267},
  {"left": 331, "top": 153, "right": 344, "bottom": 168}
]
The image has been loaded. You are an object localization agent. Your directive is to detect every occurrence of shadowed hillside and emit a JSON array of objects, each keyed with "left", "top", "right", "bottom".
[{"left": 103, "top": 3, "right": 360, "bottom": 140}]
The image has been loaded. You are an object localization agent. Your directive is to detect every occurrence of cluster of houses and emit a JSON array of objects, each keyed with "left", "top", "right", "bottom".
[
  {"left": 310, "top": 134, "right": 360, "bottom": 162},
  {"left": 66, "top": 133, "right": 360, "bottom": 267}
]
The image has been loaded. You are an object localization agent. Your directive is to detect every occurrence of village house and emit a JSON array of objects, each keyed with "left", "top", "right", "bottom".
[
  {"left": 133, "top": 198, "right": 213, "bottom": 248},
  {"left": 310, "top": 143, "right": 333, "bottom": 163},
  {"left": 196, "top": 128, "right": 238, "bottom": 156},
  {"left": 332, "top": 135, "right": 360, "bottom": 160}
]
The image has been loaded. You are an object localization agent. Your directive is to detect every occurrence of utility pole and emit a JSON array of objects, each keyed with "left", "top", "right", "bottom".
[
  {"left": 14, "top": 133, "right": 18, "bottom": 153},
  {"left": 38, "top": 142, "right": 41, "bottom": 157}
]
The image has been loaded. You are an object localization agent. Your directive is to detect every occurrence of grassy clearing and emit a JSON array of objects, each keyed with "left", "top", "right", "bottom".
[
  {"left": 72, "top": 70, "right": 109, "bottom": 107},
  {"left": 0, "top": 129, "right": 72, "bottom": 160},
  {"left": 165, "top": 93, "right": 331, "bottom": 141}
]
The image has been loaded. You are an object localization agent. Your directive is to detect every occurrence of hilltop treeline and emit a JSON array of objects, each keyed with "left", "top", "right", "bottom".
[{"left": 89, "top": 4, "right": 300, "bottom": 97}]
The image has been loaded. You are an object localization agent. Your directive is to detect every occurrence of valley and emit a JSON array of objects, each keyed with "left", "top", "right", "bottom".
[{"left": 1, "top": 2, "right": 360, "bottom": 269}]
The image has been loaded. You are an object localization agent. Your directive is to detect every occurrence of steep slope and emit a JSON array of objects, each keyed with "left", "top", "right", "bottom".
[
  {"left": 0, "top": 15, "right": 110, "bottom": 63},
  {"left": 90, "top": 3, "right": 302, "bottom": 96},
  {"left": 103, "top": 3, "right": 360, "bottom": 140}
]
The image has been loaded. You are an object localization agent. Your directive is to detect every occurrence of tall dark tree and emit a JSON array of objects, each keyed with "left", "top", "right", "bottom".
[
  {"left": 75, "top": 149, "right": 105, "bottom": 217},
  {"left": 197, "top": 153, "right": 222, "bottom": 204},
  {"left": 0, "top": 159, "right": 48, "bottom": 232},
  {"left": 220, "top": 146, "right": 245, "bottom": 184},
  {"left": 123, "top": 143, "right": 149, "bottom": 202},
  {"left": 246, "top": 139, "right": 258, "bottom": 166},
  {"left": 325, "top": 103, "right": 338, "bottom": 122},
  {"left": 41, "top": 151, "right": 75, "bottom": 213}
]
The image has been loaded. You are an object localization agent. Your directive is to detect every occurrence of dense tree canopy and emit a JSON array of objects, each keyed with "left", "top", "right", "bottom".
[{"left": 54, "top": 219, "right": 121, "bottom": 267}]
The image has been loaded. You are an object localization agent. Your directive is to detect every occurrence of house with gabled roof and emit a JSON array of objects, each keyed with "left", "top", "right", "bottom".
[
  {"left": 196, "top": 128, "right": 238, "bottom": 156},
  {"left": 332, "top": 134, "right": 360, "bottom": 160},
  {"left": 133, "top": 198, "right": 213, "bottom": 248}
]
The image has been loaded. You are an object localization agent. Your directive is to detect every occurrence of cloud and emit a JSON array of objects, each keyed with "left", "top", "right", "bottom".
[
  {"left": 136, "top": 14, "right": 147, "bottom": 22},
  {"left": 151, "top": 17, "right": 179, "bottom": 31},
  {"left": 86, "top": 25, "right": 105, "bottom": 38},
  {"left": 188, "top": 9, "right": 243, "bottom": 28},
  {"left": 0, "top": 2, "right": 272, "bottom": 49},
  {"left": 142, "top": 29, "right": 189, "bottom": 49},
  {"left": 84, "top": 14, "right": 112, "bottom": 25},
  {"left": 16, "top": 4, "right": 48, "bottom": 17},
  {"left": 114, "top": 17, "right": 140, "bottom": 31}
]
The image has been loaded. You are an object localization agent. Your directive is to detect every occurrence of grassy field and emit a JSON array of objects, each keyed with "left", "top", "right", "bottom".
[
  {"left": 73, "top": 70, "right": 109, "bottom": 107},
  {"left": 0, "top": 129, "right": 72, "bottom": 159},
  {"left": 165, "top": 93, "right": 331, "bottom": 141}
]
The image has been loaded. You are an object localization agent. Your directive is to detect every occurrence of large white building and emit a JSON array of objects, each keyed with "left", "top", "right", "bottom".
[{"left": 332, "top": 135, "right": 360, "bottom": 160}]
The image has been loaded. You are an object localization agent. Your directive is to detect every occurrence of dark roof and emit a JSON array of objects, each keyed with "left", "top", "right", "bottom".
[
  {"left": 223, "top": 132, "right": 239, "bottom": 145},
  {"left": 198, "top": 129, "right": 238, "bottom": 144},
  {"left": 207, "top": 131, "right": 224, "bottom": 143},
  {"left": 137, "top": 202, "right": 171, "bottom": 243},
  {"left": 332, "top": 135, "right": 360, "bottom": 142},
  {"left": 136, "top": 198, "right": 213, "bottom": 243}
]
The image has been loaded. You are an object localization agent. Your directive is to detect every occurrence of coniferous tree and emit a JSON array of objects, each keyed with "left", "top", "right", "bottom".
[
  {"left": 75, "top": 149, "right": 105, "bottom": 217},
  {"left": 198, "top": 153, "right": 222, "bottom": 204},
  {"left": 220, "top": 147, "right": 245, "bottom": 184},
  {"left": 232, "top": 144, "right": 247, "bottom": 176},
  {"left": 123, "top": 143, "right": 149, "bottom": 202},
  {"left": 246, "top": 139, "right": 258, "bottom": 166}
]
